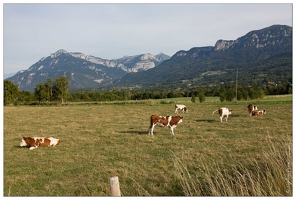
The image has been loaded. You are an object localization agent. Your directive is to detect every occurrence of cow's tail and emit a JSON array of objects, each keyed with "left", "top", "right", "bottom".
[{"left": 212, "top": 109, "right": 218, "bottom": 115}]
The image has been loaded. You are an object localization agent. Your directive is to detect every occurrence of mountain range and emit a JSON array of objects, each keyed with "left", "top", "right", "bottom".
[
  {"left": 7, "top": 50, "right": 170, "bottom": 91},
  {"left": 116, "top": 24, "right": 292, "bottom": 88},
  {"left": 6, "top": 24, "right": 292, "bottom": 92}
]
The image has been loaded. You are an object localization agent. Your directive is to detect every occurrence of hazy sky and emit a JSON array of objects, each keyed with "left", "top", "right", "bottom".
[{"left": 2, "top": 2, "right": 293, "bottom": 74}]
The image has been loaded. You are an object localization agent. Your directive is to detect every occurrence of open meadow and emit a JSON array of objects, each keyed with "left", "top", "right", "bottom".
[{"left": 3, "top": 95, "right": 292, "bottom": 196}]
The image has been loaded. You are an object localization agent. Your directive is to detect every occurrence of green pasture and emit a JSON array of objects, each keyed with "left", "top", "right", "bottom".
[{"left": 3, "top": 95, "right": 292, "bottom": 196}]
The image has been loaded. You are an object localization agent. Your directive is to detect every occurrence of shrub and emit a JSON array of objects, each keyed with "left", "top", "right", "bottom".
[{"left": 191, "top": 95, "right": 196, "bottom": 103}]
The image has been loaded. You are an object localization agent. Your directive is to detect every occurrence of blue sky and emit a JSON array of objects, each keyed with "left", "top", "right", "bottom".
[{"left": 2, "top": 2, "right": 293, "bottom": 74}]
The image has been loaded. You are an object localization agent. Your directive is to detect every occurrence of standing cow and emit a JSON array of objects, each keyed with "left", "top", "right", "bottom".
[
  {"left": 175, "top": 104, "right": 188, "bottom": 113},
  {"left": 247, "top": 104, "right": 258, "bottom": 116},
  {"left": 148, "top": 115, "right": 183, "bottom": 135},
  {"left": 212, "top": 107, "right": 233, "bottom": 122}
]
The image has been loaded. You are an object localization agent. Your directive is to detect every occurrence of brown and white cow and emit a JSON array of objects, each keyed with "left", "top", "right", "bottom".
[
  {"left": 175, "top": 104, "right": 188, "bottom": 113},
  {"left": 20, "top": 137, "right": 60, "bottom": 150},
  {"left": 251, "top": 110, "right": 266, "bottom": 116},
  {"left": 212, "top": 107, "right": 233, "bottom": 122},
  {"left": 247, "top": 104, "right": 258, "bottom": 116},
  {"left": 148, "top": 115, "right": 183, "bottom": 135}
]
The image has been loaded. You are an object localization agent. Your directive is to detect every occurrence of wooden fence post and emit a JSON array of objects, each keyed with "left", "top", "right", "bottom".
[{"left": 110, "top": 176, "right": 121, "bottom": 196}]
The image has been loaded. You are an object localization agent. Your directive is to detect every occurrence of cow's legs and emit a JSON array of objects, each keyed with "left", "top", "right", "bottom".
[
  {"left": 220, "top": 116, "right": 223, "bottom": 123},
  {"left": 169, "top": 127, "right": 174, "bottom": 135},
  {"left": 29, "top": 146, "right": 37, "bottom": 150},
  {"left": 225, "top": 114, "right": 228, "bottom": 121},
  {"left": 148, "top": 125, "right": 155, "bottom": 135}
]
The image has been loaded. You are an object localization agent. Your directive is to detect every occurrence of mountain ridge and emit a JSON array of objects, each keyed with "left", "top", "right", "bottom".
[
  {"left": 7, "top": 50, "right": 170, "bottom": 91},
  {"left": 6, "top": 24, "right": 292, "bottom": 92},
  {"left": 117, "top": 24, "right": 292, "bottom": 87}
]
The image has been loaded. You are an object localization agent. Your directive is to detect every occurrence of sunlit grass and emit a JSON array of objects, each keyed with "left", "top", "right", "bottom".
[{"left": 3, "top": 96, "right": 292, "bottom": 196}]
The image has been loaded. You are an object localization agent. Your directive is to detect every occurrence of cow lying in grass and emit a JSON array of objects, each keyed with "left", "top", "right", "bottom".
[
  {"left": 251, "top": 110, "right": 266, "bottom": 116},
  {"left": 20, "top": 137, "right": 60, "bottom": 150}
]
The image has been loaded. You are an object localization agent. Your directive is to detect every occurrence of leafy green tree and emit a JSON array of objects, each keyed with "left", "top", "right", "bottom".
[
  {"left": 285, "top": 82, "right": 292, "bottom": 94},
  {"left": 248, "top": 88, "right": 257, "bottom": 99},
  {"left": 248, "top": 85, "right": 265, "bottom": 99},
  {"left": 240, "top": 87, "right": 249, "bottom": 100},
  {"left": 219, "top": 88, "right": 226, "bottom": 102},
  {"left": 191, "top": 94, "right": 196, "bottom": 103},
  {"left": 198, "top": 93, "right": 205, "bottom": 103},
  {"left": 225, "top": 89, "right": 235, "bottom": 102},
  {"left": 81, "top": 92, "right": 91, "bottom": 101},
  {"left": 198, "top": 88, "right": 205, "bottom": 103},
  {"left": 54, "top": 76, "right": 70, "bottom": 104},
  {"left": 258, "top": 88, "right": 265, "bottom": 99},
  {"left": 34, "top": 83, "right": 47, "bottom": 104},
  {"left": 17, "top": 90, "right": 34, "bottom": 103},
  {"left": 45, "top": 78, "right": 53, "bottom": 102},
  {"left": 4, "top": 80, "right": 18, "bottom": 105}
]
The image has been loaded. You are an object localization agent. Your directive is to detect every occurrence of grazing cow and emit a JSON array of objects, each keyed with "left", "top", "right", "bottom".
[
  {"left": 251, "top": 110, "right": 266, "bottom": 116},
  {"left": 148, "top": 115, "right": 183, "bottom": 135},
  {"left": 20, "top": 137, "right": 60, "bottom": 150},
  {"left": 175, "top": 104, "right": 188, "bottom": 113},
  {"left": 212, "top": 107, "right": 233, "bottom": 122},
  {"left": 247, "top": 104, "right": 258, "bottom": 116}
]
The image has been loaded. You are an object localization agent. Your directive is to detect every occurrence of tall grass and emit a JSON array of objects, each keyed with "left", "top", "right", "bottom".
[{"left": 173, "top": 133, "right": 292, "bottom": 196}]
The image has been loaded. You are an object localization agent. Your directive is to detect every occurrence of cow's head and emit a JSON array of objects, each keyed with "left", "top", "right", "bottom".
[
  {"left": 20, "top": 137, "right": 28, "bottom": 147},
  {"left": 178, "top": 116, "right": 183, "bottom": 123}
]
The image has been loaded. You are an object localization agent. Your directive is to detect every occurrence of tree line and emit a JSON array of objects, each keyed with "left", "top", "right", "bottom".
[
  {"left": 4, "top": 76, "right": 70, "bottom": 105},
  {"left": 3, "top": 76, "right": 292, "bottom": 106}
]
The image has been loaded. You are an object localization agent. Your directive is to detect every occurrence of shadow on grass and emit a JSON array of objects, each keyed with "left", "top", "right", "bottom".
[
  {"left": 15, "top": 145, "right": 30, "bottom": 149},
  {"left": 195, "top": 119, "right": 216, "bottom": 123},
  {"left": 197, "top": 114, "right": 241, "bottom": 123},
  {"left": 119, "top": 129, "right": 148, "bottom": 135}
]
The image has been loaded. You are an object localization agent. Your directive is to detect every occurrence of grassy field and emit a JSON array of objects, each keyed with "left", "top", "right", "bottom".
[{"left": 3, "top": 95, "right": 292, "bottom": 196}]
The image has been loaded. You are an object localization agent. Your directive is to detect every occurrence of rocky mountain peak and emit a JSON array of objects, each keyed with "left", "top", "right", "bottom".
[
  {"left": 140, "top": 53, "right": 156, "bottom": 61},
  {"left": 50, "top": 49, "right": 69, "bottom": 58},
  {"left": 214, "top": 40, "right": 236, "bottom": 51}
]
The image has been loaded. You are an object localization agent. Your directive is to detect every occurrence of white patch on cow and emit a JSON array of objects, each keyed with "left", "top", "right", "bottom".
[
  {"left": 167, "top": 116, "right": 172, "bottom": 123},
  {"left": 19, "top": 139, "right": 27, "bottom": 147},
  {"left": 178, "top": 118, "right": 183, "bottom": 124},
  {"left": 156, "top": 122, "right": 164, "bottom": 127},
  {"left": 48, "top": 137, "right": 59, "bottom": 146},
  {"left": 169, "top": 127, "right": 174, "bottom": 135}
]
